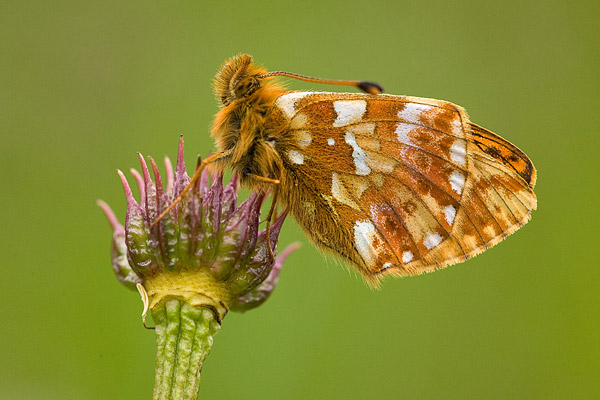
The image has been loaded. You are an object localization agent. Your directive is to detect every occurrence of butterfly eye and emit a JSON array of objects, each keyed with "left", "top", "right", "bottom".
[{"left": 234, "top": 77, "right": 259, "bottom": 99}]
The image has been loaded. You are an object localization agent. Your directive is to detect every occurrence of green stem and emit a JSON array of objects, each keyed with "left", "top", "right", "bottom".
[{"left": 152, "top": 298, "right": 221, "bottom": 400}]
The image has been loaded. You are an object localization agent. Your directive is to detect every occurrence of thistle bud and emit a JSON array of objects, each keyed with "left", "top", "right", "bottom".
[{"left": 99, "top": 137, "right": 297, "bottom": 316}]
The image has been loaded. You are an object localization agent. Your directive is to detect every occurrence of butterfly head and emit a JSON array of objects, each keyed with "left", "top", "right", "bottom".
[
  {"left": 211, "top": 54, "right": 284, "bottom": 183},
  {"left": 214, "top": 54, "right": 268, "bottom": 107}
]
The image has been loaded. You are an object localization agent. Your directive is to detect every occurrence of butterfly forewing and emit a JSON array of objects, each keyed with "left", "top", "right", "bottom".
[{"left": 267, "top": 91, "right": 536, "bottom": 281}]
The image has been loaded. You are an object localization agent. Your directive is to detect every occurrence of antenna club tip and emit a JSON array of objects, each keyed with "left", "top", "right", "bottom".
[{"left": 358, "top": 81, "right": 384, "bottom": 95}]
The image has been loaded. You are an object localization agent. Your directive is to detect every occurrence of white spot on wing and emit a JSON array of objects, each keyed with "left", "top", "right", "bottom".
[
  {"left": 354, "top": 220, "right": 378, "bottom": 266},
  {"left": 381, "top": 262, "right": 393, "bottom": 271},
  {"left": 402, "top": 251, "right": 413, "bottom": 263},
  {"left": 295, "top": 130, "right": 312, "bottom": 147},
  {"left": 423, "top": 233, "right": 443, "bottom": 250},
  {"left": 450, "top": 171, "right": 465, "bottom": 195},
  {"left": 275, "top": 92, "right": 312, "bottom": 119},
  {"left": 327, "top": 138, "right": 335, "bottom": 146},
  {"left": 451, "top": 116, "right": 463, "bottom": 136},
  {"left": 444, "top": 205, "right": 457, "bottom": 225},
  {"left": 397, "top": 103, "right": 433, "bottom": 124},
  {"left": 290, "top": 113, "right": 308, "bottom": 129},
  {"left": 333, "top": 100, "right": 367, "bottom": 127},
  {"left": 331, "top": 173, "right": 343, "bottom": 202},
  {"left": 345, "top": 131, "right": 371, "bottom": 175},
  {"left": 287, "top": 150, "right": 304, "bottom": 164},
  {"left": 450, "top": 140, "right": 466, "bottom": 166},
  {"left": 331, "top": 173, "right": 359, "bottom": 209},
  {"left": 395, "top": 122, "right": 414, "bottom": 145}
]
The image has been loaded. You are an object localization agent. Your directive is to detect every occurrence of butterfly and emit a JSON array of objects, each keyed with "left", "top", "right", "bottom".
[{"left": 158, "top": 54, "right": 537, "bottom": 286}]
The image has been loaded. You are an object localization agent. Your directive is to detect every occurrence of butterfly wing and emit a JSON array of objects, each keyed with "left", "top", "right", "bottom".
[{"left": 268, "top": 91, "right": 536, "bottom": 284}]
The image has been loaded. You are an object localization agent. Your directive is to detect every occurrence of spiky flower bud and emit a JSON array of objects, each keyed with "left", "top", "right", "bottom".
[{"left": 99, "top": 138, "right": 298, "bottom": 399}]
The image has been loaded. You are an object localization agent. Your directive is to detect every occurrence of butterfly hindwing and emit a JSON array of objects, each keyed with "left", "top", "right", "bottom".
[{"left": 268, "top": 91, "right": 536, "bottom": 283}]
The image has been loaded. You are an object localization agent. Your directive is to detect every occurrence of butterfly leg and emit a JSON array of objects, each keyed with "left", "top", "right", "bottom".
[
  {"left": 152, "top": 151, "right": 230, "bottom": 227},
  {"left": 247, "top": 173, "right": 281, "bottom": 261},
  {"left": 265, "top": 185, "right": 280, "bottom": 261}
]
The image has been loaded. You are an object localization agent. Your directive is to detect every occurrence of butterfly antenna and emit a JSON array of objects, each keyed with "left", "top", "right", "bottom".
[
  {"left": 258, "top": 71, "right": 384, "bottom": 95},
  {"left": 151, "top": 151, "right": 231, "bottom": 228}
]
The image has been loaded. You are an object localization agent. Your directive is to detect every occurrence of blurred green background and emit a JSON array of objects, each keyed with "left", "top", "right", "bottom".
[{"left": 2, "top": 1, "right": 599, "bottom": 399}]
